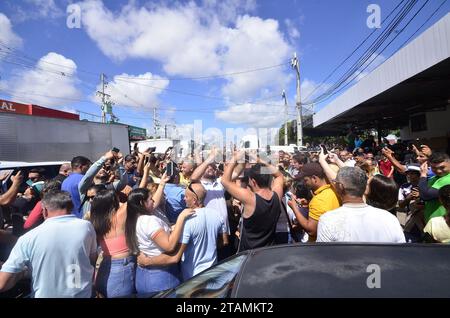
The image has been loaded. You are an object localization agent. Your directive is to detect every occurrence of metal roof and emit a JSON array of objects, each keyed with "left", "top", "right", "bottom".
[{"left": 313, "top": 13, "right": 450, "bottom": 129}]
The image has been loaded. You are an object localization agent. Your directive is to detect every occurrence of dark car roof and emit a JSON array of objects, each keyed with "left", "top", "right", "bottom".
[{"left": 233, "top": 244, "right": 450, "bottom": 298}]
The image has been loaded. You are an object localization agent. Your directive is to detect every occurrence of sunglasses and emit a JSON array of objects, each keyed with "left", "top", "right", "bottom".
[{"left": 187, "top": 182, "right": 199, "bottom": 201}]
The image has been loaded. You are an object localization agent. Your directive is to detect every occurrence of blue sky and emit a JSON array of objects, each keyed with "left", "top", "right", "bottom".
[{"left": 0, "top": 0, "right": 448, "bottom": 140}]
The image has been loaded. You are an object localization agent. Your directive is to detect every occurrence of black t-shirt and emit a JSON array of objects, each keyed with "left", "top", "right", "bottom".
[{"left": 239, "top": 192, "right": 281, "bottom": 252}]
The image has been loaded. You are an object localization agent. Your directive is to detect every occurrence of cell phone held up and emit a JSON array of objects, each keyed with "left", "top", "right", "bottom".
[
  {"left": 320, "top": 144, "right": 328, "bottom": 155},
  {"left": 166, "top": 161, "right": 176, "bottom": 177}
]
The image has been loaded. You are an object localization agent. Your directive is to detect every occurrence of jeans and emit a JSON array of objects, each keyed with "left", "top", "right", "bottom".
[
  {"left": 96, "top": 256, "right": 136, "bottom": 298},
  {"left": 136, "top": 264, "right": 180, "bottom": 294}
]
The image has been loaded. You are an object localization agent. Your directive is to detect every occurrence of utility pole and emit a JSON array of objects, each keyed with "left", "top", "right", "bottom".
[
  {"left": 96, "top": 73, "right": 111, "bottom": 124},
  {"left": 282, "top": 90, "right": 288, "bottom": 146},
  {"left": 291, "top": 53, "right": 303, "bottom": 147},
  {"left": 153, "top": 107, "right": 159, "bottom": 137}
]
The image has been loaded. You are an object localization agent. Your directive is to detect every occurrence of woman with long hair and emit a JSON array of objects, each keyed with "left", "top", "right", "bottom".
[
  {"left": 126, "top": 174, "right": 195, "bottom": 294},
  {"left": 90, "top": 189, "right": 135, "bottom": 298},
  {"left": 366, "top": 174, "right": 399, "bottom": 212}
]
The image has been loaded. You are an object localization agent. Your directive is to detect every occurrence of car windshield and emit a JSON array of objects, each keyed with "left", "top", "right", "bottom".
[{"left": 161, "top": 255, "right": 247, "bottom": 298}]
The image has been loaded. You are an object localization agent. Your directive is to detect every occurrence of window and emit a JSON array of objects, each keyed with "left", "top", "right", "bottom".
[
  {"left": 410, "top": 114, "right": 427, "bottom": 132},
  {"left": 163, "top": 255, "right": 247, "bottom": 298}
]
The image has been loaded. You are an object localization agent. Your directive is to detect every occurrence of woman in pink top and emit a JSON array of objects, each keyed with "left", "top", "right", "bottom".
[{"left": 90, "top": 189, "right": 134, "bottom": 298}]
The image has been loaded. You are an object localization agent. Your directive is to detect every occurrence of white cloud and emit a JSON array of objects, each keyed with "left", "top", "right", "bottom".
[
  {"left": 0, "top": 13, "right": 23, "bottom": 49},
  {"left": 201, "top": 0, "right": 257, "bottom": 24},
  {"left": 300, "top": 79, "right": 333, "bottom": 104},
  {"left": 285, "top": 18, "right": 300, "bottom": 41},
  {"left": 5, "top": 52, "right": 82, "bottom": 108},
  {"left": 92, "top": 72, "right": 169, "bottom": 109},
  {"left": 221, "top": 15, "right": 292, "bottom": 101},
  {"left": 78, "top": 0, "right": 294, "bottom": 102},
  {"left": 215, "top": 101, "right": 288, "bottom": 128},
  {"left": 26, "top": 0, "right": 63, "bottom": 18},
  {"left": 11, "top": 0, "right": 64, "bottom": 22}
]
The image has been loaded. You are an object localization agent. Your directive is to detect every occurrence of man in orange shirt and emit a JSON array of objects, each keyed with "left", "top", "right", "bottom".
[{"left": 288, "top": 163, "right": 340, "bottom": 241}]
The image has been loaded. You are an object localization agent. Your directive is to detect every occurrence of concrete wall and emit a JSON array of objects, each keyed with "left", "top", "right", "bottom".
[{"left": 400, "top": 107, "right": 450, "bottom": 152}]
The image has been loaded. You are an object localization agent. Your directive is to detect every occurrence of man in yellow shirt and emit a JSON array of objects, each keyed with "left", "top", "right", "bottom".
[
  {"left": 179, "top": 159, "right": 197, "bottom": 188},
  {"left": 288, "top": 163, "right": 340, "bottom": 241}
]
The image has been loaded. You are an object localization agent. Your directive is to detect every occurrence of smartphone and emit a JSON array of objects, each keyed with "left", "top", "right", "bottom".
[
  {"left": 111, "top": 147, "right": 120, "bottom": 153},
  {"left": 144, "top": 155, "right": 150, "bottom": 166},
  {"left": 166, "top": 161, "right": 175, "bottom": 177},
  {"left": 286, "top": 192, "right": 293, "bottom": 200},
  {"left": 148, "top": 147, "right": 156, "bottom": 153},
  {"left": 320, "top": 144, "right": 328, "bottom": 155}
]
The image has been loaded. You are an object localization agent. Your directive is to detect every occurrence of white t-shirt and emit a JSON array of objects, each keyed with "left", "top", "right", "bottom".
[
  {"left": 344, "top": 159, "right": 356, "bottom": 167},
  {"left": 136, "top": 214, "right": 171, "bottom": 257},
  {"left": 202, "top": 177, "right": 229, "bottom": 234},
  {"left": 317, "top": 203, "right": 406, "bottom": 243}
]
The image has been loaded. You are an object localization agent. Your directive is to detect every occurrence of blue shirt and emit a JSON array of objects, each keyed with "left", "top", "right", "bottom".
[
  {"left": 180, "top": 207, "right": 226, "bottom": 281},
  {"left": 62, "top": 173, "right": 84, "bottom": 218},
  {"left": 164, "top": 184, "right": 186, "bottom": 224},
  {"left": 1, "top": 215, "right": 97, "bottom": 298},
  {"left": 126, "top": 171, "right": 138, "bottom": 187}
]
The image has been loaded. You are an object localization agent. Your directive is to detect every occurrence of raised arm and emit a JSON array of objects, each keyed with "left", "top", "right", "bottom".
[
  {"left": 318, "top": 150, "right": 337, "bottom": 182},
  {"left": 190, "top": 148, "right": 217, "bottom": 182},
  {"left": 0, "top": 171, "right": 23, "bottom": 206},
  {"left": 151, "top": 173, "right": 170, "bottom": 210},
  {"left": 419, "top": 162, "right": 439, "bottom": 201},
  {"left": 79, "top": 151, "right": 116, "bottom": 195},
  {"left": 256, "top": 156, "right": 284, "bottom": 201},
  {"left": 139, "top": 161, "right": 151, "bottom": 189},
  {"left": 382, "top": 148, "right": 406, "bottom": 174},
  {"left": 221, "top": 151, "right": 254, "bottom": 206}
]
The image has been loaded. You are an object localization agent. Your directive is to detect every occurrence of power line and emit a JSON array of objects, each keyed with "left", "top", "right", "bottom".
[
  {"left": 397, "top": 0, "right": 448, "bottom": 50},
  {"left": 308, "top": 0, "right": 431, "bottom": 105},
  {"left": 1, "top": 50, "right": 291, "bottom": 108},
  {"left": 302, "top": 0, "right": 409, "bottom": 102},
  {"left": 304, "top": 0, "right": 421, "bottom": 105},
  {"left": 0, "top": 88, "right": 296, "bottom": 115},
  {"left": 114, "top": 62, "right": 290, "bottom": 81},
  {"left": 0, "top": 39, "right": 290, "bottom": 81}
]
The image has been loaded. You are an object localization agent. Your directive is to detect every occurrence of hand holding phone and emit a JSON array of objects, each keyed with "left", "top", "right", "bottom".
[{"left": 320, "top": 145, "right": 328, "bottom": 155}]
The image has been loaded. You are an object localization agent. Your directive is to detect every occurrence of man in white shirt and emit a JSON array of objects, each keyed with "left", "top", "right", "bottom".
[
  {"left": 317, "top": 167, "right": 405, "bottom": 243},
  {"left": 339, "top": 150, "right": 356, "bottom": 167}
]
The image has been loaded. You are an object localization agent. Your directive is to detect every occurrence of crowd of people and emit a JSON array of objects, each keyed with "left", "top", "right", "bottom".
[{"left": 0, "top": 134, "right": 449, "bottom": 298}]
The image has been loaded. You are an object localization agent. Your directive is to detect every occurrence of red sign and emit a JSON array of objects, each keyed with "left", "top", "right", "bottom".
[
  {"left": 0, "top": 100, "right": 32, "bottom": 115},
  {"left": 0, "top": 99, "right": 79, "bottom": 120}
]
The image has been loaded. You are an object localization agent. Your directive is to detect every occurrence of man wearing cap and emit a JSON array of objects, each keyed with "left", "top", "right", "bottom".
[{"left": 288, "top": 162, "right": 340, "bottom": 242}]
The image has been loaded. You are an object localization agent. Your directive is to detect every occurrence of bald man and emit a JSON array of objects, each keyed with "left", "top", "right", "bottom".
[
  {"left": 137, "top": 182, "right": 228, "bottom": 281},
  {"left": 53, "top": 163, "right": 72, "bottom": 183}
]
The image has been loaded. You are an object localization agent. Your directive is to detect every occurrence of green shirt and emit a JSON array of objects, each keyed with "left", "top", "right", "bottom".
[{"left": 424, "top": 173, "right": 450, "bottom": 223}]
